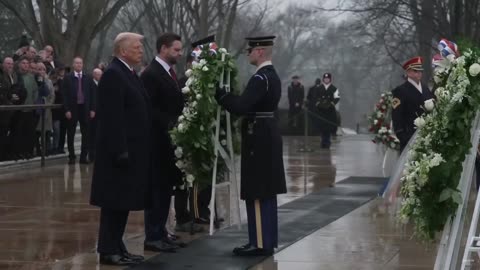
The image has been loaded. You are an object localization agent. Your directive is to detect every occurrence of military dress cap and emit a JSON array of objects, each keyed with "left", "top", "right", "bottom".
[
  {"left": 403, "top": 56, "right": 424, "bottom": 71},
  {"left": 245, "top": 36, "right": 276, "bottom": 48},
  {"left": 191, "top": 35, "right": 215, "bottom": 48},
  {"left": 323, "top": 73, "right": 332, "bottom": 79}
]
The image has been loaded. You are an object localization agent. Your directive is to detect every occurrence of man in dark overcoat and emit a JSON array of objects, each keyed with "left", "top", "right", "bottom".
[
  {"left": 392, "top": 56, "right": 435, "bottom": 151},
  {"left": 287, "top": 75, "right": 304, "bottom": 129},
  {"left": 140, "top": 33, "right": 185, "bottom": 252},
  {"left": 90, "top": 32, "right": 151, "bottom": 266},
  {"left": 215, "top": 35, "right": 287, "bottom": 256}
]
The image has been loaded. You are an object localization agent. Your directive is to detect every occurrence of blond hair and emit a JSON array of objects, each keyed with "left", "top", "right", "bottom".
[{"left": 113, "top": 32, "right": 144, "bottom": 56}]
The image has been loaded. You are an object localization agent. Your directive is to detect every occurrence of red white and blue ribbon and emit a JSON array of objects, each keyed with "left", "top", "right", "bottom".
[{"left": 438, "top": 38, "right": 459, "bottom": 58}]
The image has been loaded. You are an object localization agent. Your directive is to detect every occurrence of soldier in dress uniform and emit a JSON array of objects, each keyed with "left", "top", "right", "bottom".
[
  {"left": 392, "top": 56, "right": 435, "bottom": 151},
  {"left": 306, "top": 73, "right": 340, "bottom": 149},
  {"left": 215, "top": 35, "right": 287, "bottom": 256}
]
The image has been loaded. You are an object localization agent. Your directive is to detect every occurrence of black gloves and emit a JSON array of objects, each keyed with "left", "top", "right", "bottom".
[
  {"left": 114, "top": 151, "right": 129, "bottom": 168},
  {"left": 215, "top": 86, "right": 228, "bottom": 103}
]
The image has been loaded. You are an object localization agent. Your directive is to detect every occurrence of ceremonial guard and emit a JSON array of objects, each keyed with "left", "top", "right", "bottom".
[
  {"left": 215, "top": 36, "right": 287, "bottom": 256},
  {"left": 306, "top": 73, "right": 340, "bottom": 148},
  {"left": 392, "top": 56, "right": 435, "bottom": 151}
]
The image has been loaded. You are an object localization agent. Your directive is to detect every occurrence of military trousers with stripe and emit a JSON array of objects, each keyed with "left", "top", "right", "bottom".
[{"left": 246, "top": 197, "right": 278, "bottom": 250}]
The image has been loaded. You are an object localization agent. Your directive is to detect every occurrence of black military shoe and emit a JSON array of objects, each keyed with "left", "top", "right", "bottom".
[
  {"left": 232, "top": 243, "right": 251, "bottom": 253},
  {"left": 144, "top": 240, "right": 177, "bottom": 253},
  {"left": 233, "top": 246, "right": 273, "bottom": 256},
  {"left": 122, "top": 252, "right": 144, "bottom": 262}
]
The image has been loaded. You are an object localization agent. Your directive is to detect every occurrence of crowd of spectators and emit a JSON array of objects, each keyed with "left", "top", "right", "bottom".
[{"left": 0, "top": 35, "right": 104, "bottom": 163}]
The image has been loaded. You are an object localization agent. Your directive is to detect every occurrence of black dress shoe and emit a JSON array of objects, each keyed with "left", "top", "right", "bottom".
[
  {"left": 233, "top": 246, "right": 273, "bottom": 256},
  {"left": 99, "top": 254, "right": 138, "bottom": 266},
  {"left": 144, "top": 240, "right": 177, "bottom": 253},
  {"left": 232, "top": 243, "right": 251, "bottom": 253},
  {"left": 164, "top": 236, "right": 187, "bottom": 248},
  {"left": 123, "top": 252, "right": 144, "bottom": 262}
]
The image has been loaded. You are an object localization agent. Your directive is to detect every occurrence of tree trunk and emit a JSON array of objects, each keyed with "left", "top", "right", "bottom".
[{"left": 199, "top": 0, "right": 209, "bottom": 37}]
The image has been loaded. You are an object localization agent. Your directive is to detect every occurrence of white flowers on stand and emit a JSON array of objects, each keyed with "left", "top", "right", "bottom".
[
  {"left": 174, "top": 147, "right": 183, "bottom": 158},
  {"left": 469, "top": 63, "right": 480, "bottom": 76},
  {"left": 170, "top": 45, "right": 238, "bottom": 189},
  {"left": 424, "top": 99, "right": 435, "bottom": 112},
  {"left": 182, "top": 86, "right": 191, "bottom": 94},
  {"left": 414, "top": 117, "right": 426, "bottom": 128}
]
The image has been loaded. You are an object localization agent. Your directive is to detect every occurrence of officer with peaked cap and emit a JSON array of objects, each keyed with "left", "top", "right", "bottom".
[
  {"left": 391, "top": 56, "right": 435, "bottom": 151},
  {"left": 215, "top": 35, "right": 287, "bottom": 256},
  {"left": 306, "top": 72, "right": 340, "bottom": 148}
]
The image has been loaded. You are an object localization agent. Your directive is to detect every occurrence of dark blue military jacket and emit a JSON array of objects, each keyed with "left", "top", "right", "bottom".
[
  {"left": 217, "top": 64, "right": 287, "bottom": 200},
  {"left": 391, "top": 80, "right": 435, "bottom": 150}
]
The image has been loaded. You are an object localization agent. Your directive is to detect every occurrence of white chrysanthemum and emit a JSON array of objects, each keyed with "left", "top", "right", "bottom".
[
  {"left": 186, "top": 174, "right": 195, "bottom": 183},
  {"left": 446, "top": 54, "right": 456, "bottom": 62},
  {"left": 452, "top": 91, "right": 465, "bottom": 103},
  {"left": 174, "top": 147, "right": 183, "bottom": 158},
  {"left": 176, "top": 160, "right": 185, "bottom": 169},
  {"left": 182, "top": 86, "right": 191, "bottom": 94},
  {"left": 185, "top": 78, "right": 194, "bottom": 87},
  {"left": 430, "top": 153, "right": 444, "bottom": 167},
  {"left": 424, "top": 99, "right": 435, "bottom": 112},
  {"left": 200, "top": 125, "right": 204, "bottom": 131},
  {"left": 434, "top": 75, "right": 442, "bottom": 84},
  {"left": 178, "top": 115, "right": 185, "bottom": 122},
  {"left": 199, "top": 59, "right": 207, "bottom": 65},
  {"left": 379, "top": 127, "right": 388, "bottom": 134},
  {"left": 192, "top": 61, "right": 201, "bottom": 69},
  {"left": 196, "top": 94, "right": 202, "bottom": 100},
  {"left": 185, "top": 69, "right": 193, "bottom": 77},
  {"left": 219, "top": 48, "right": 227, "bottom": 54},
  {"left": 414, "top": 117, "right": 425, "bottom": 128},
  {"left": 373, "top": 120, "right": 378, "bottom": 125},
  {"left": 178, "top": 123, "right": 185, "bottom": 132},
  {"left": 376, "top": 111, "right": 383, "bottom": 118},
  {"left": 192, "top": 101, "right": 197, "bottom": 108},
  {"left": 469, "top": 63, "right": 480, "bottom": 76},
  {"left": 455, "top": 56, "right": 466, "bottom": 66},
  {"left": 202, "top": 66, "right": 209, "bottom": 72}
]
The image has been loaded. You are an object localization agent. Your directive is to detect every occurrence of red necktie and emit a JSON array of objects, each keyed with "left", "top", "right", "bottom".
[{"left": 169, "top": 67, "right": 177, "bottom": 82}]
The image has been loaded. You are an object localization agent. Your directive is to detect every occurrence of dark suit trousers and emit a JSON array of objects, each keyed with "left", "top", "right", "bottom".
[
  {"left": 89, "top": 117, "right": 97, "bottom": 160},
  {"left": 144, "top": 186, "right": 173, "bottom": 241},
  {"left": 10, "top": 111, "right": 37, "bottom": 156},
  {"left": 58, "top": 118, "right": 67, "bottom": 151},
  {"left": 97, "top": 208, "right": 129, "bottom": 254},
  {"left": 67, "top": 104, "right": 88, "bottom": 159}
]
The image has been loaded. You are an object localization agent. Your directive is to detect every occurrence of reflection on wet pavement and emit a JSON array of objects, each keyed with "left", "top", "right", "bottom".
[{"left": 0, "top": 135, "right": 438, "bottom": 269}]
